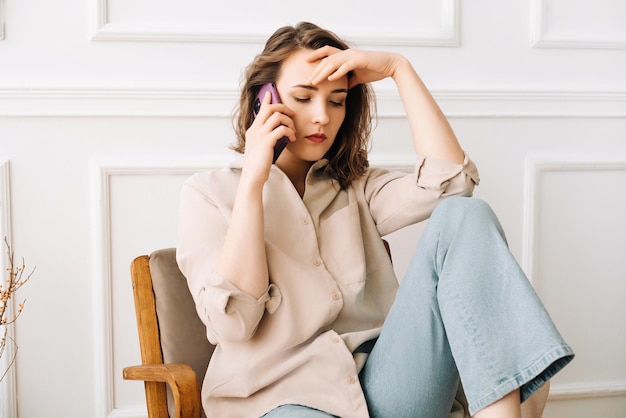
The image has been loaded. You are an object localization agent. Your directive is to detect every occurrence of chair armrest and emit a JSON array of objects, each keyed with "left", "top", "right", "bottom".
[{"left": 123, "top": 363, "right": 202, "bottom": 418}]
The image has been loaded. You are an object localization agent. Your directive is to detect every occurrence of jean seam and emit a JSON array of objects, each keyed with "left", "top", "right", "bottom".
[{"left": 437, "top": 235, "right": 503, "bottom": 404}]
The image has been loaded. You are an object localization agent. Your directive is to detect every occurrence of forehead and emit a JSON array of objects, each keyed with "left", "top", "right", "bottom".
[{"left": 278, "top": 49, "right": 348, "bottom": 89}]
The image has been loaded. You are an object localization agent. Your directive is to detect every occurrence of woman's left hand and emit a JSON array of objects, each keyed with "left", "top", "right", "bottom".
[{"left": 306, "top": 46, "right": 404, "bottom": 89}]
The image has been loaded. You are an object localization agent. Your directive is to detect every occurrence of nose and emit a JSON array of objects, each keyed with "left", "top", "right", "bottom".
[{"left": 311, "top": 100, "right": 330, "bottom": 125}]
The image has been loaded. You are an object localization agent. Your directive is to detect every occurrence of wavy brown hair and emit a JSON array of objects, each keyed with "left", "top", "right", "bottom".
[{"left": 232, "top": 22, "right": 376, "bottom": 189}]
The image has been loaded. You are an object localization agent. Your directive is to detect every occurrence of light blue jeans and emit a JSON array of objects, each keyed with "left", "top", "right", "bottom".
[{"left": 263, "top": 197, "right": 574, "bottom": 417}]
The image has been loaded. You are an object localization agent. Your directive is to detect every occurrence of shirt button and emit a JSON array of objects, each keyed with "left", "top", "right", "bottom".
[
  {"left": 331, "top": 292, "right": 341, "bottom": 301},
  {"left": 302, "top": 218, "right": 309, "bottom": 225},
  {"left": 331, "top": 337, "right": 340, "bottom": 344},
  {"left": 313, "top": 260, "right": 322, "bottom": 267},
  {"left": 346, "top": 376, "right": 357, "bottom": 384}
]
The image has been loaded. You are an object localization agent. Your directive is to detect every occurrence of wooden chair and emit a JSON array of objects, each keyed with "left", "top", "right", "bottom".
[
  {"left": 123, "top": 248, "right": 209, "bottom": 418},
  {"left": 123, "top": 247, "right": 548, "bottom": 418}
]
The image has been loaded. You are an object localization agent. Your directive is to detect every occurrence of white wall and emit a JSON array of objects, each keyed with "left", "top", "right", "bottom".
[{"left": 1, "top": 0, "right": 625, "bottom": 417}]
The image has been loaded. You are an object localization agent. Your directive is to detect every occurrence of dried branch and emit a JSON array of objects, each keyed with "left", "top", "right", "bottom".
[{"left": 1, "top": 236, "right": 34, "bottom": 382}]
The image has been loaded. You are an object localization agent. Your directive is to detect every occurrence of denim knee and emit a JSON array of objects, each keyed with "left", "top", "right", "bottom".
[
  {"left": 433, "top": 196, "right": 491, "bottom": 218},
  {"left": 431, "top": 196, "right": 505, "bottom": 238}
]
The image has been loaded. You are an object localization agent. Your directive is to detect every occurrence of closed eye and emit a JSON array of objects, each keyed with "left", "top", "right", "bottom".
[{"left": 295, "top": 97, "right": 344, "bottom": 107}]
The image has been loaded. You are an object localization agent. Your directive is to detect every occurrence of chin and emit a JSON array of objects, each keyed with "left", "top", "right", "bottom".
[
  {"left": 289, "top": 146, "right": 332, "bottom": 163},
  {"left": 306, "top": 151, "right": 331, "bottom": 162}
]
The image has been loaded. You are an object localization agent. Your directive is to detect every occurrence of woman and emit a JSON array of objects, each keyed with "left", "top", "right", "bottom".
[{"left": 177, "top": 22, "right": 573, "bottom": 418}]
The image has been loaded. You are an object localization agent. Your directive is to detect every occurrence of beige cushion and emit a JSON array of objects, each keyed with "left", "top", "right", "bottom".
[{"left": 150, "top": 248, "right": 214, "bottom": 418}]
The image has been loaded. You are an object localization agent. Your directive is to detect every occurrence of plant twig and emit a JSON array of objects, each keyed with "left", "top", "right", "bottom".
[
  {"left": 0, "top": 330, "right": 17, "bottom": 383},
  {"left": 1, "top": 236, "right": 33, "bottom": 382}
]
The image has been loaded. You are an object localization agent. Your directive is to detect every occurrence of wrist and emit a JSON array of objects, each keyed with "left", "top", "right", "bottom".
[
  {"left": 238, "top": 170, "right": 266, "bottom": 199},
  {"left": 390, "top": 54, "right": 412, "bottom": 80}
]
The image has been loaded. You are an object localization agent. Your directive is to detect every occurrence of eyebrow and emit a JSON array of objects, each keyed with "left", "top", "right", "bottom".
[{"left": 291, "top": 84, "right": 348, "bottom": 94}]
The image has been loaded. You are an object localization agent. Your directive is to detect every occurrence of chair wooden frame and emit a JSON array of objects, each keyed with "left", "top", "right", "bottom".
[{"left": 123, "top": 255, "right": 202, "bottom": 418}]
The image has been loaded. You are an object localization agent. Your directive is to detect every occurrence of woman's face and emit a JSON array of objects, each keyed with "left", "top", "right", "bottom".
[{"left": 274, "top": 48, "right": 348, "bottom": 164}]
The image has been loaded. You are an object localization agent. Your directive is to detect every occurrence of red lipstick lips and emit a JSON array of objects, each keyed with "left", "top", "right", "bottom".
[{"left": 306, "top": 133, "right": 327, "bottom": 143}]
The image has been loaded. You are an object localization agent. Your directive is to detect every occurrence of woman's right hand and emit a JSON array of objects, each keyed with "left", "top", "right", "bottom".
[{"left": 242, "top": 91, "right": 296, "bottom": 185}]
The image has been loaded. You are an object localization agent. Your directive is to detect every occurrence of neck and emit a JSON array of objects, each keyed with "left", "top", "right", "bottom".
[{"left": 275, "top": 156, "right": 315, "bottom": 197}]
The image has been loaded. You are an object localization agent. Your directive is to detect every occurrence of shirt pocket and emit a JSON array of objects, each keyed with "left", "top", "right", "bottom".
[{"left": 320, "top": 201, "right": 369, "bottom": 285}]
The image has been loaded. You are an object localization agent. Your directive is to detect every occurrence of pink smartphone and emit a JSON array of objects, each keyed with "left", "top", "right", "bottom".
[{"left": 252, "top": 83, "right": 289, "bottom": 163}]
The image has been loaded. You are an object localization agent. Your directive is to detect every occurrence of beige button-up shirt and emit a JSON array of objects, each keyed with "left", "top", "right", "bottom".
[{"left": 177, "top": 154, "right": 479, "bottom": 418}]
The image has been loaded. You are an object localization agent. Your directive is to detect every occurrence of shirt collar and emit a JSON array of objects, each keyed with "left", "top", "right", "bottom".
[{"left": 228, "top": 156, "right": 330, "bottom": 175}]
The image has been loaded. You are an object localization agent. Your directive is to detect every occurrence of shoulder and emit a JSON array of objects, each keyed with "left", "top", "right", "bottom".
[{"left": 183, "top": 165, "right": 242, "bottom": 200}]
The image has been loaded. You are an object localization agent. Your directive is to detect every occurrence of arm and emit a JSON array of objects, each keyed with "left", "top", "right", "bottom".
[
  {"left": 308, "top": 47, "right": 478, "bottom": 234},
  {"left": 216, "top": 91, "right": 296, "bottom": 298},
  {"left": 307, "top": 47, "right": 464, "bottom": 164},
  {"left": 391, "top": 56, "right": 465, "bottom": 164},
  {"left": 216, "top": 174, "right": 269, "bottom": 298},
  {"left": 177, "top": 179, "right": 270, "bottom": 342},
  {"left": 177, "top": 92, "right": 294, "bottom": 341}
]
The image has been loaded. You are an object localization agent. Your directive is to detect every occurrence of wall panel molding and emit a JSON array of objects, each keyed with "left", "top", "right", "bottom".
[
  {"left": 530, "top": 0, "right": 626, "bottom": 49},
  {"left": 0, "top": 0, "right": 5, "bottom": 40},
  {"left": 522, "top": 157, "right": 626, "bottom": 402},
  {"left": 0, "top": 88, "right": 237, "bottom": 118},
  {"left": 0, "top": 159, "right": 16, "bottom": 418},
  {"left": 549, "top": 380, "right": 626, "bottom": 400},
  {"left": 2, "top": 88, "right": 626, "bottom": 118},
  {"left": 91, "top": 0, "right": 460, "bottom": 47},
  {"left": 0, "top": 0, "right": 6, "bottom": 41},
  {"left": 522, "top": 157, "right": 626, "bottom": 281},
  {"left": 92, "top": 159, "right": 225, "bottom": 418}
]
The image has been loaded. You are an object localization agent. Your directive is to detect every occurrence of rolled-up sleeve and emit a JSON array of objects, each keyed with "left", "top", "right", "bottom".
[
  {"left": 176, "top": 175, "right": 282, "bottom": 344},
  {"left": 365, "top": 153, "right": 480, "bottom": 236},
  {"left": 195, "top": 277, "right": 282, "bottom": 343},
  {"left": 415, "top": 153, "right": 479, "bottom": 197}
]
